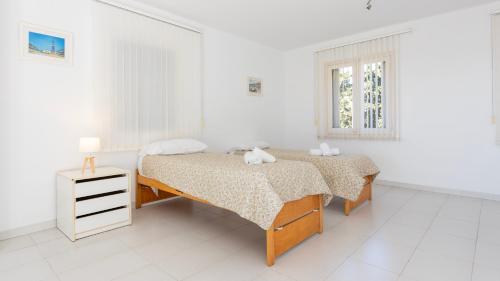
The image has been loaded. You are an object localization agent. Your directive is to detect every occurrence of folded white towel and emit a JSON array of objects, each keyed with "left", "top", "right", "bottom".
[
  {"left": 319, "top": 143, "right": 330, "bottom": 155},
  {"left": 253, "top": 147, "right": 276, "bottom": 163},
  {"left": 315, "top": 143, "right": 340, "bottom": 156},
  {"left": 309, "top": 149, "right": 323, "bottom": 156},
  {"left": 244, "top": 151, "right": 263, "bottom": 165},
  {"left": 329, "top": 147, "right": 340, "bottom": 156}
]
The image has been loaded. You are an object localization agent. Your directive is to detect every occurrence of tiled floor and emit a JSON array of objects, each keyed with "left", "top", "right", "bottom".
[{"left": 1, "top": 185, "right": 500, "bottom": 281}]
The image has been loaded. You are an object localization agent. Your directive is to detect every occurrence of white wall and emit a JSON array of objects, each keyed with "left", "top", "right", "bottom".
[
  {"left": 283, "top": 2, "right": 500, "bottom": 196},
  {"left": 0, "top": 0, "right": 284, "bottom": 234}
]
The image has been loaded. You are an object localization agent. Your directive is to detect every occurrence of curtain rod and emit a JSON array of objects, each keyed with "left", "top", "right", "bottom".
[
  {"left": 94, "top": 0, "right": 202, "bottom": 34},
  {"left": 314, "top": 29, "right": 412, "bottom": 53}
]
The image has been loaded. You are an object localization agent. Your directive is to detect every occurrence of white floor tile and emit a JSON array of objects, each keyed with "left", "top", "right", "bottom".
[
  {"left": 133, "top": 231, "right": 206, "bottom": 262},
  {"left": 477, "top": 224, "right": 500, "bottom": 246},
  {"left": 479, "top": 210, "right": 500, "bottom": 229},
  {"left": 47, "top": 238, "right": 128, "bottom": 273},
  {"left": 208, "top": 224, "right": 264, "bottom": 253},
  {"left": 401, "top": 250, "right": 472, "bottom": 281},
  {"left": 30, "top": 228, "right": 64, "bottom": 244},
  {"left": 0, "top": 235, "right": 35, "bottom": 254},
  {"left": 417, "top": 230, "right": 475, "bottom": 261},
  {"left": 184, "top": 247, "right": 267, "bottom": 281},
  {"left": 272, "top": 228, "right": 362, "bottom": 281},
  {"left": 112, "top": 265, "right": 176, "bottom": 281},
  {"left": 325, "top": 259, "right": 398, "bottom": 281},
  {"left": 57, "top": 251, "right": 148, "bottom": 281},
  {"left": 388, "top": 209, "right": 436, "bottom": 229},
  {"left": 373, "top": 223, "right": 427, "bottom": 248},
  {"left": 372, "top": 185, "right": 393, "bottom": 198},
  {"left": 156, "top": 240, "right": 230, "bottom": 280},
  {"left": 0, "top": 246, "right": 43, "bottom": 271},
  {"left": 438, "top": 204, "right": 481, "bottom": 223},
  {"left": 429, "top": 216, "right": 478, "bottom": 239},
  {"left": 472, "top": 263, "right": 500, "bottom": 281},
  {"left": 474, "top": 240, "right": 500, "bottom": 269},
  {"left": 253, "top": 269, "right": 295, "bottom": 281},
  {"left": 445, "top": 195, "right": 482, "bottom": 210},
  {"left": 0, "top": 260, "right": 57, "bottom": 281},
  {"left": 36, "top": 237, "right": 77, "bottom": 258},
  {"left": 353, "top": 238, "right": 417, "bottom": 273}
]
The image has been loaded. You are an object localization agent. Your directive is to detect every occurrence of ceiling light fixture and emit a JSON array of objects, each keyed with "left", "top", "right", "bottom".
[{"left": 366, "top": 0, "right": 372, "bottom": 10}]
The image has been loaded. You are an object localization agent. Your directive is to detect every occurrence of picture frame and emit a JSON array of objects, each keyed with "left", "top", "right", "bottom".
[
  {"left": 19, "top": 22, "right": 73, "bottom": 65},
  {"left": 248, "top": 77, "right": 263, "bottom": 96}
]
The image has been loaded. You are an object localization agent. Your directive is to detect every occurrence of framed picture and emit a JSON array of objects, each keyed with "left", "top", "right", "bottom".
[
  {"left": 19, "top": 22, "right": 73, "bottom": 65},
  {"left": 248, "top": 77, "right": 263, "bottom": 96}
]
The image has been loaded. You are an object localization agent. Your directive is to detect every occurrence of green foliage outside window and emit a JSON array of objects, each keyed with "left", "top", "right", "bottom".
[
  {"left": 337, "top": 68, "right": 353, "bottom": 129},
  {"left": 363, "top": 62, "right": 385, "bottom": 129}
]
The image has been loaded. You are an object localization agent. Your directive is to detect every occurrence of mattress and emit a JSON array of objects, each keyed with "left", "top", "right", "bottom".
[
  {"left": 256, "top": 149, "right": 380, "bottom": 201},
  {"left": 140, "top": 152, "right": 332, "bottom": 229}
]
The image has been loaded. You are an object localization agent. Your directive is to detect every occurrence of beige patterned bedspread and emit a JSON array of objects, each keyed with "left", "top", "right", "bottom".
[
  {"left": 141, "top": 153, "right": 332, "bottom": 229},
  {"left": 263, "top": 149, "right": 380, "bottom": 201}
]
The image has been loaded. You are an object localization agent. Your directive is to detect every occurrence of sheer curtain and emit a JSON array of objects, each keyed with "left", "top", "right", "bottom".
[
  {"left": 492, "top": 14, "right": 500, "bottom": 145},
  {"left": 92, "top": 1, "right": 202, "bottom": 151},
  {"left": 314, "top": 34, "right": 400, "bottom": 140}
]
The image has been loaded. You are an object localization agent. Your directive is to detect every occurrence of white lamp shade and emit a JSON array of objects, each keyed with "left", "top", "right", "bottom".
[{"left": 79, "top": 137, "right": 101, "bottom": 153}]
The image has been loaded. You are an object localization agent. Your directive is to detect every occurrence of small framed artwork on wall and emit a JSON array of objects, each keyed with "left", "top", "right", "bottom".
[
  {"left": 19, "top": 22, "right": 73, "bottom": 65},
  {"left": 248, "top": 77, "right": 263, "bottom": 96}
]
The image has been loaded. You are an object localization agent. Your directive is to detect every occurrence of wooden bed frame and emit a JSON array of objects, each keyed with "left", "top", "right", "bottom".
[
  {"left": 135, "top": 171, "right": 323, "bottom": 266},
  {"left": 343, "top": 175, "right": 373, "bottom": 216}
]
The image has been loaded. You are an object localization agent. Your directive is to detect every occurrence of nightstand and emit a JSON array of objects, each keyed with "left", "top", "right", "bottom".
[{"left": 56, "top": 167, "right": 132, "bottom": 241}]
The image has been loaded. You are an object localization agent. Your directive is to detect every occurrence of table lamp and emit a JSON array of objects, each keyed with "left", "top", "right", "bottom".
[{"left": 79, "top": 137, "right": 101, "bottom": 175}]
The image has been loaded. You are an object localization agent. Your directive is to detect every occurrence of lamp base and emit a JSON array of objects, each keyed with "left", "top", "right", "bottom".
[{"left": 81, "top": 156, "right": 96, "bottom": 175}]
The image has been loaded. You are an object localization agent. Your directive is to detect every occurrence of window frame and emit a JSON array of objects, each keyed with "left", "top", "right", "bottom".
[
  {"left": 325, "top": 59, "right": 359, "bottom": 138},
  {"left": 323, "top": 52, "right": 397, "bottom": 140}
]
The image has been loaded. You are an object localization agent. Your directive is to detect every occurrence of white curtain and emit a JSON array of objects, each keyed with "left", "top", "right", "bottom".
[
  {"left": 492, "top": 14, "right": 500, "bottom": 145},
  {"left": 315, "top": 34, "right": 400, "bottom": 140},
  {"left": 92, "top": 1, "right": 202, "bottom": 151}
]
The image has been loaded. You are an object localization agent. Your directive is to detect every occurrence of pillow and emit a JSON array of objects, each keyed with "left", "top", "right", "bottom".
[
  {"left": 139, "top": 139, "right": 208, "bottom": 156},
  {"left": 231, "top": 141, "right": 270, "bottom": 152}
]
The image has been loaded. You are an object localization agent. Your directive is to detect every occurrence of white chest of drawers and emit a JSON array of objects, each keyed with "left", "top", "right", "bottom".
[{"left": 57, "top": 167, "right": 132, "bottom": 241}]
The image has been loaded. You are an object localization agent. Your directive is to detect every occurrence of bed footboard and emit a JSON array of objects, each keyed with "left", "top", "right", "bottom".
[
  {"left": 266, "top": 194, "right": 323, "bottom": 266},
  {"left": 344, "top": 175, "right": 373, "bottom": 216}
]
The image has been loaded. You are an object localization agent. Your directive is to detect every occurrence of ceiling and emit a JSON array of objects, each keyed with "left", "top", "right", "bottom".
[{"left": 136, "top": 0, "right": 496, "bottom": 50}]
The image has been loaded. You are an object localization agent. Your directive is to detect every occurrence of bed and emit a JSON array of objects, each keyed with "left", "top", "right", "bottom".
[
  {"left": 235, "top": 148, "right": 379, "bottom": 215},
  {"left": 135, "top": 152, "right": 332, "bottom": 266}
]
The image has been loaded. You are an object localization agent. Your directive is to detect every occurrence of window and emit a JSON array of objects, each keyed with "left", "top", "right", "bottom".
[{"left": 316, "top": 35, "right": 400, "bottom": 139}]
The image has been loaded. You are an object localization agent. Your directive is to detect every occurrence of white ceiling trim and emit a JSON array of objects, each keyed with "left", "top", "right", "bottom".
[{"left": 95, "top": 0, "right": 202, "bottom": 33}]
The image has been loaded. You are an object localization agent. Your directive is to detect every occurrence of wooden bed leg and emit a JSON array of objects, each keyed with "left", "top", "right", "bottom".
[
  {"left": 318, "top": 195, "right": 324, "bottom": 233},
  {"left": 135, "top": 171, "right": 143, "bottom": 209},
  {"left": 344, "top": 200, "right": 352, "bottom": 216},
  {"left": 266, "top": 227, "right": 276, "bottom": 266},
  {"left": 368, "top": 184, "right": 373, "bottom": 201}
]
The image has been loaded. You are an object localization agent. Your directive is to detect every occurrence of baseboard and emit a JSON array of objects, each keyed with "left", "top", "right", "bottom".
[
  {"left": 375, "top": 179, "right": 500, "bottom": 201},
  {"left": 0, "top": 219, "right": 56, "bottom": 241},
  {"left": 0, "top": 198, "right": 176, "bottom": 241}
]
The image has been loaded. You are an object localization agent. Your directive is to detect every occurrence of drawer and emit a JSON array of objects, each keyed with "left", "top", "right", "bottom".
[
  {"left": 75, "top": 208, "right": 130, "bottom": 234},
  {"left": 76, "top": 192, "right": 130, "bottom": 217},
  {"left": 75, "top": 176, "right": 128, "bottom": 198}
]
